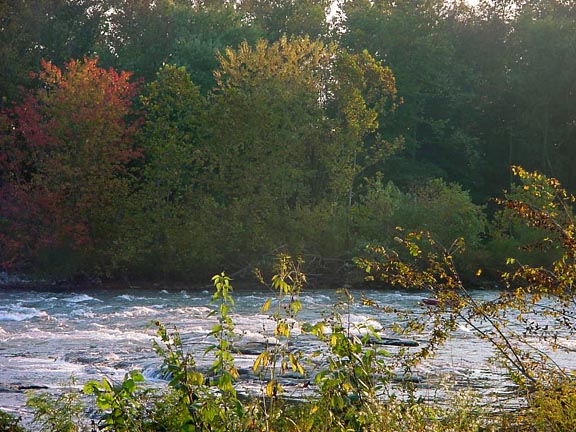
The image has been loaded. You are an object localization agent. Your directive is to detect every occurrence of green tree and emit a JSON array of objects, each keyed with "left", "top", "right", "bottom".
[
  {"left": 507, "top": 1, "right": 576, "bottom": 192},
  {"left": 0, "top": 0, "right": 103, "bottom": 104},
  {"left": 446, "top": 1, "right": 514, "bottom": 201},
  {"left": 99, "top": 0, "right": 177, "bottom": 81},
  {"left": 116, "top": 65, "right": 222, "bottom": 279},
  {"left": 206, "top": 37, "right": 398, "bottom": 260},
  {"left": 100, "top": 0, "right": 262, "bottom": 92},
  {"left": 340, "top": 0, "right": 483, "bottom": 193},
  {"left": 239, "top": 0, "right": 331, "bottom": 41},
  {"left": 170, "top": 1, "right": 263, "bottom": 92},
  {"left": 210, "top": 37, "right": 398, "bottom": 206}
]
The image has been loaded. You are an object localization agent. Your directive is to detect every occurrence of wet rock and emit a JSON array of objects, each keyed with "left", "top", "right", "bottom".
[
  {"left": 391, "top": 373, "right": 424, "bottom": 384},
  {"left": 234, "top": 344, "right": 263, "bottom": 356},
  {"left": 372, "top": 336, "right": 419, "bottom": 347},
  {"left": 17, "top": 384, "right": 49, "bottom": 391},
  {"left": 0, "top": 385, "right": 19, "bottom": 393}
]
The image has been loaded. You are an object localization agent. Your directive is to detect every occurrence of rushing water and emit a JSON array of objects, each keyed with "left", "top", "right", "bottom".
[{"left": 0, "top": 283, "right": 573, "bottom": 419}]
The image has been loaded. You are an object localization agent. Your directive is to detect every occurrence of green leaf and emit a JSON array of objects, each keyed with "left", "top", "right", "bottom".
[{"left": 83, "top": 381, "right": 100, "bottom": 395}]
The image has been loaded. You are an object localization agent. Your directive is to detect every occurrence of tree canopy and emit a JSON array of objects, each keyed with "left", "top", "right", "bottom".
[{"left": 1, "top": 0, "right": 575, "bottom": 281}]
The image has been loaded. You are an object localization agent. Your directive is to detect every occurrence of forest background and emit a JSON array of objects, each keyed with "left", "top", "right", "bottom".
[{"left": 1, "top": 0, "right": 574, "bottom": 284}]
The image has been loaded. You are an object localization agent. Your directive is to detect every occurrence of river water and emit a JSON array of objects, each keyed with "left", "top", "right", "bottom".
[{"left": 0, "top": 283, "right": 573, "bottom": 419}]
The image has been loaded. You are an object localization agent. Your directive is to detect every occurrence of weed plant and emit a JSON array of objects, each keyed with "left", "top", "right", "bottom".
[
  {"left": 17, "top": 168, "right": 576, "bottom": 432},
  {"left": 18, "top": 255, "right": 492, "bottom": 432}
]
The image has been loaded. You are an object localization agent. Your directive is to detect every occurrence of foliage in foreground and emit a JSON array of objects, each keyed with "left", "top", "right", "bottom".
[
  {"left": 14, "top": 257, "right": 489, "bottom": 432},
  {"left": 0, "top": 410, "right": 25, "bottom": 432},
  {"left": 12, "top": 168, "right": 576, "bottom": 431},
  {"left": 357, "top": 167, "right": 576, "bottom": 428}
]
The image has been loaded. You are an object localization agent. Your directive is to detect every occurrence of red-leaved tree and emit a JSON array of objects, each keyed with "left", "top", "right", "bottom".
[{"left": 0, "top": 58, "right": 141, "bottom": 276}]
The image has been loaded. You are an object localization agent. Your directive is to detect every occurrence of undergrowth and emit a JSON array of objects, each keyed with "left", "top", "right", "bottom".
[
  {"left": 8, "top": 168, "right": 576, "bottom": 432},
  {"left": 11, "top": 255, "right": 572, "bottom": 431}
]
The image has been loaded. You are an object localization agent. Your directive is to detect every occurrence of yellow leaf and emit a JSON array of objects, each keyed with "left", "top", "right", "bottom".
[
  {"left": 253, "top": 351, "right": 269, "bottom": 372},
  {"left": 266, "top": 381, "right": 274, "bottom": 397},
  {"left": 260, "top": 298, "right": 272, "bottom": 313}
]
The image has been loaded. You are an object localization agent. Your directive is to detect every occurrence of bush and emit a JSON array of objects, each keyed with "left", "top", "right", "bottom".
[
  {"left": 26, "top": 389, "right": 88, "bottom": 432},
  {"left": 529, "top": 382, "right": 576, "bottom": 432},
  {"left": 483, "top": 173, "right": 566, "bottom": 274},
  {"left": 351, "top": 179, "right": 405, "bottom": 249},
  {"left": 394, "top": 179, "right": 486, "bottom": 249},
  {"left": 355, "top": 166, "right": 576, "bottom": 418},
  {"left": 353, "top": 178, "right": 485, "bottom": 250},
  {"left": 0, "top": 410, "right": 25, "bottom": 432}
]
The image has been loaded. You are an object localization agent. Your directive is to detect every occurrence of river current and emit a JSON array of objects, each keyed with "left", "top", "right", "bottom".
[{"left": 0, "top": 283, "right": 573, "bottom": 419}]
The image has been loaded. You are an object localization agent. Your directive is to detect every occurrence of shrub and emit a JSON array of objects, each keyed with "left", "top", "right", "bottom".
[
  {"left": 394, "top": 179, "right": 486, "bottom": 249},
  {"left": 352, "top": 178, "right": 486, "bottom": 249},
  {"left": 355, "top": 166, "right": 576, "bottom": 411},
  {"left": 482, "top": 168, "right": 567, "bottom": 275},
  {"left": 529, "top": 381, "right": 576, "bottom": 432},
  {"left": 26, "top": 388, "right": 88, "bottom": 432},
  {"left": 0, "top": 410, "right": 25, "bottom": 432}
]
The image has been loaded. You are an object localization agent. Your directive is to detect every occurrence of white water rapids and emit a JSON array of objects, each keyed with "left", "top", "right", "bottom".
[{"left": 0, "top": 284, "right": 574, "bottom": 420}]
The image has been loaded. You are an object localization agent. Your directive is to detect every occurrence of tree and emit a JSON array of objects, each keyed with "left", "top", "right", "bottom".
[
  {"left": 0, "top": 58, "right": 141, "bottom": 275},
  {"left": 205, "top": 37, "right": 398, "bottom": 260},
  {"left": 239, "top": 0, "right": 331, "bottom": 41},
  {"left": 116, "top": 65, "right": 221, "bottom": 279},
  {"left": 340, "top": 0, "right": 483, "bottom": 194},
  {"left": 0, "top": 0, "right": 103, "bottom": 105},
  {"left": 137, "top": 65, "right": 207, "bottom": 205},
  {"left": 170, "top": 1, "right": 263, "bottom": 93},
  {"left": 507, "top": 1, "right": 576, "bottom": 192},
  {"left": 100, "top": 0, "right": 262, "bottom": 92},
  {"left": 210, "top": 37, "right": 398, "bottom": 205},
  {"left": 446, "top": 1, "right": 514, "bottom": 201},
  {"left": 99, "top": 0, "right": 177, "bottom": 82}
]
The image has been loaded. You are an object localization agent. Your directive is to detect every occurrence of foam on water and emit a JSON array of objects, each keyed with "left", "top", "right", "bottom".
[
  {"left": 173, "top": 306, "right": 212, "bottom": 316},
  {"left": 69, "top": 308, "right": 96, "bottom": 318},
  {"left": 0, "top": 305, "right": 49, "bottom": 321},
  {"left": 0, "top": 357, "right": 94, "bottom": 402},
  {"left": 64, "top": 294, "right": 102, "bottom": 303},
  {"left": 115, "top": 294, "right": 160, "bottom": 302},
  {"left": 111, "top": 306, "right": 160, "bottom": 318},
  {"left": 345, "top": 313, "right": 383, "bottom": 329},
  {"left": 0, "top": 285, "right": 572, "bottom": 419},
  {"left": 237, "top": 329, "right": 280, "bottom": 346},
  {"left": 68, "top": 328, "right": 152, "bottom": 342},
  {"left": 300, "top": 294, "right": 333, "bottom": 308},
  {"left": 18, "top": 295, "right": 57, "bottom": 304},
  {"left": 2, "top": 326, "right": 152, "bottom": 344}
]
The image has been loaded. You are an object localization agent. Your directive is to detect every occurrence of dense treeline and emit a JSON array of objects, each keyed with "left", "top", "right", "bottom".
[{"left": 0, "top": 0, "right": 574, "bottom": 281}]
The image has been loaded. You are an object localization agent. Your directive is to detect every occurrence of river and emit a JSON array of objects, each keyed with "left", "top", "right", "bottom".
[{"left": 0, "top": 283, "right": 573, "bottom": 420}]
